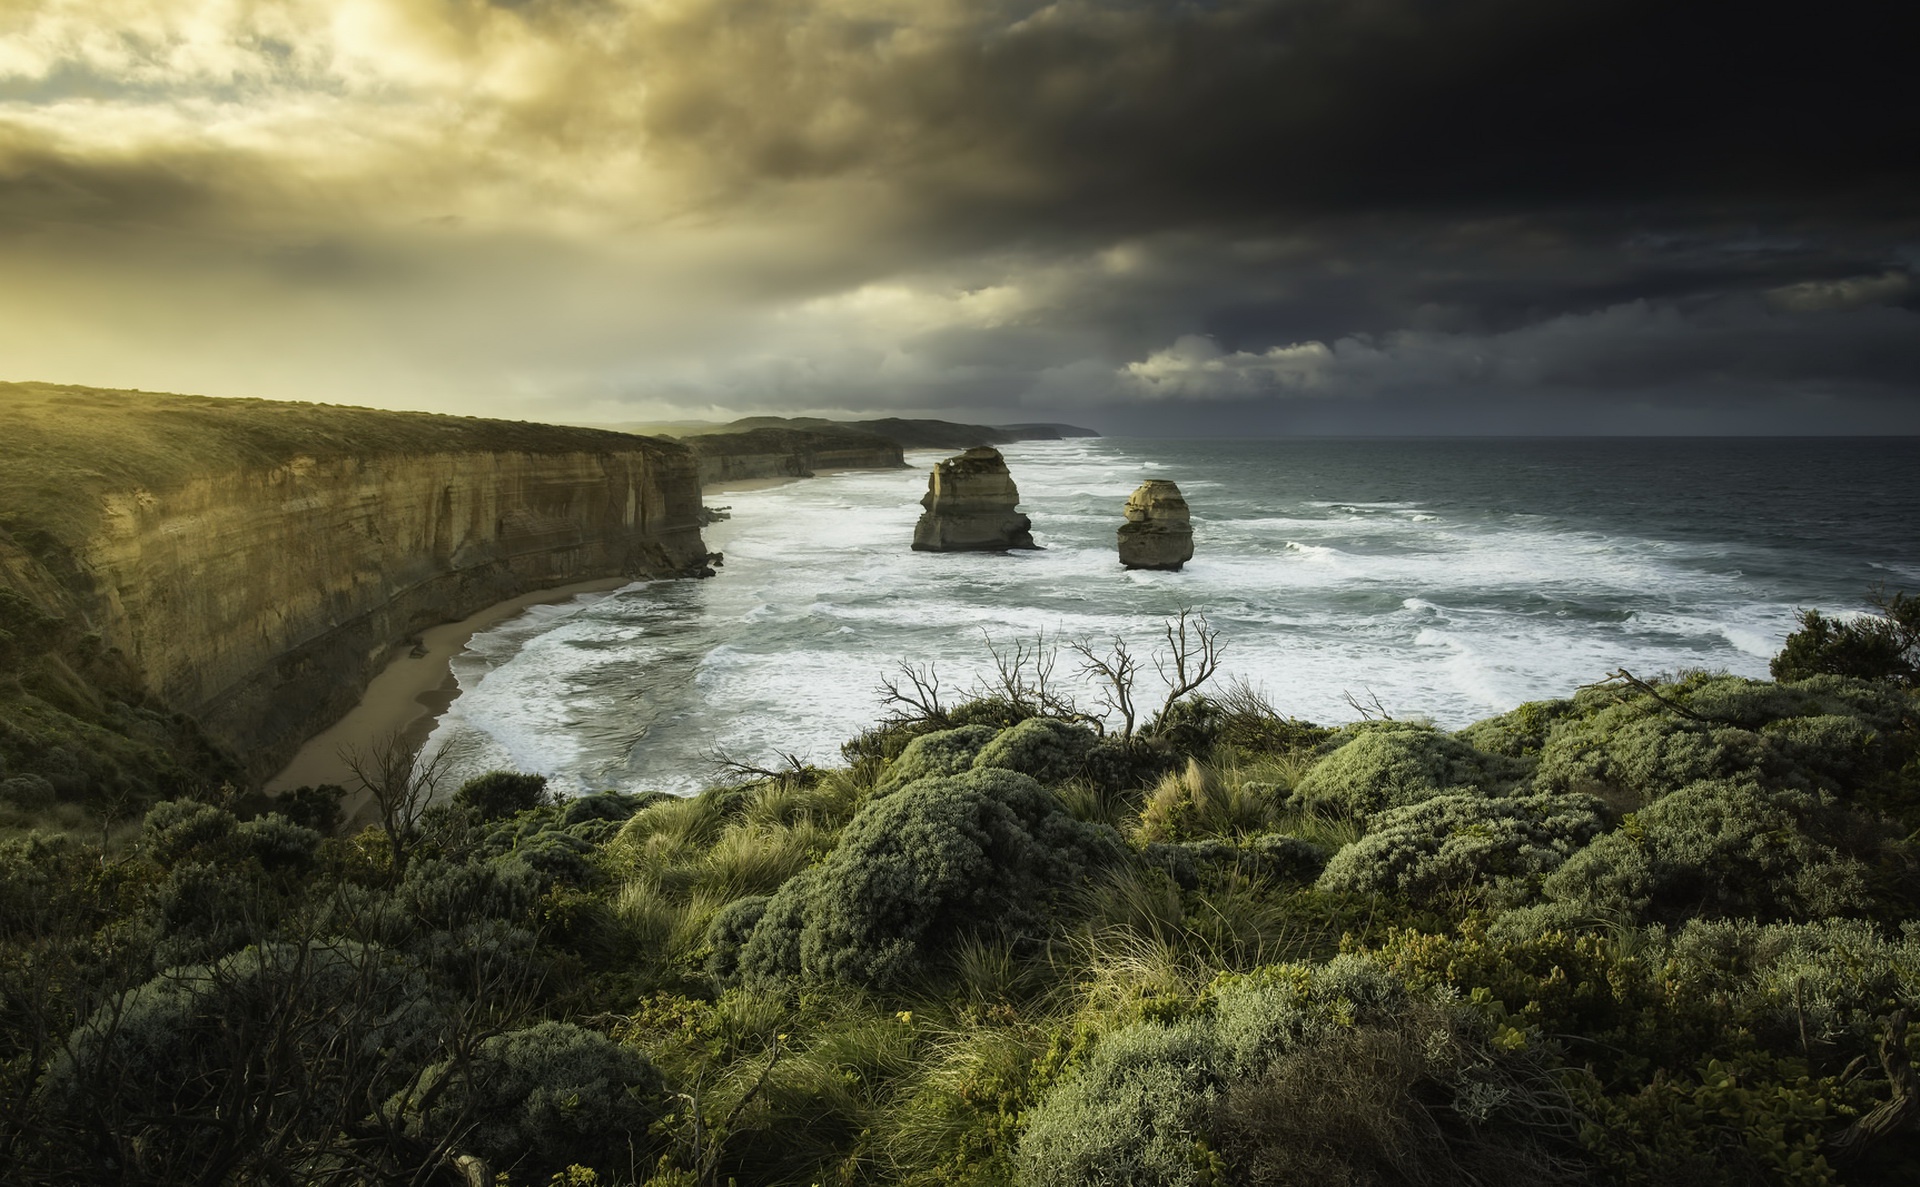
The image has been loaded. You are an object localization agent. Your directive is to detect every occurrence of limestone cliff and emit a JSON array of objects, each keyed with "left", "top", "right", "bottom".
[
  {"left": 912, "top": 447, "right": 1039, "bottom": 552},
  {"left": 684, "top": 426, "right": 905, "bottom": 486},
  {"left": 0, "top": 383, "right": 709, "bottom": 781},
  {"left": 1117, "top": 479, "right": 1194, "bottom": 571}
]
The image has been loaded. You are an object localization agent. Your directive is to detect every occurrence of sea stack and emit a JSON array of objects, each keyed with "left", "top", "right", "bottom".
[
  {"left": 912, "top": 446, "right": 1039, "bottom": 552},
  {"left": 1118, "top": 479, "right": 1194, "bottom": 571}
]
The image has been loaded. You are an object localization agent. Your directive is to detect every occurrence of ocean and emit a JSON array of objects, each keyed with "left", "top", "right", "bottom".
[{"left": 419, "top": 437, "right": 1920, "bottom": 796}]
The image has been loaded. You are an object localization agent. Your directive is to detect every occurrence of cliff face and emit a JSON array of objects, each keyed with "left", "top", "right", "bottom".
[
  {"left": 686, "top": 427, "right": 905, "bottom": 486},
  {"left": 0, "top": 384, "right": 709, "bottom": 781}
]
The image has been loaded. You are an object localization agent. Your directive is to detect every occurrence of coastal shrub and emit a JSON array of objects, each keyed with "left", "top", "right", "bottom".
[
  {"left": 1517, "top": 777, "right": 1883, "bottom": 930},
  {"left": 397, "top": 1020, "right": 665, "bottom": 1181},
  {"left": 150, "top": 860, "right": 263, "bottom": 965},
  {"left": 1533, "top": 707, "right": 1768, "bottom": 806},
  {"left": 455, "top": 770, "right": 552, "bottom": 820},
  {"left": 1014, "top": 1018, "right": 1219, "bottom": 1187},
  {"left": 1292, "top": 721, "right": 1523, "bottom": 816},
  {"left": 734, "top": 768, "right": 1121, "bottom": 989},
  {"left": 563, "top": 790, "right": 662, "bottom": 828},
  {"left": 1455, "top": 698, "right": 1578, "bottom": 758},
  {"left": 141, "top": 799, "right": 236, "bottom": 867},
  {"left": 1017, "top": 954, "right": 1561, "bottom": 1187},
  {"left": 396, "top": 855, "right": 544, "bottom": 937},
  {"left": 1316, "top": 792, "right": 1608, "bottom": 908},
  {"left": 1761, "top": 713, "right": 1885, "bottom": 788},
  {"left": 269, "top": 783, "right": 345, "bottom": 834},
  {"left": 41, "top": 940, "right": 436, "bottom": 1179},
  {"left": 508, "top": 828, "right": 601, "bottom": 890},
  {"left": 703, "top": 894, "right": 770, "bottom": 983},
  {"left": 875, "top": 725, "right": 998, "bottom": 793},
  {"left": 1663, "top": 917, "right": 1920, "bottom": 1049},
  {"left": 232, "top": 812, "right": 321, "bottom": 873},
  {"left": 1770, "top": 592, "right": 1920, "bottom": 686},
  {"left": 0, "top": 772, "right": 55, "bottom": 810},
  {"left": 972, "top": 716, "right": 1097, "bottom": 785},
  {"left": 1532, "top": 674, "right": 1912, "bottom": 808},
  {"left": 1142, "top": 835, "right": 1330, "bottom": 891}
]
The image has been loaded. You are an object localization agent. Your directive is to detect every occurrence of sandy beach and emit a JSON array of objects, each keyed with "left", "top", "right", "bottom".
[
  {"left": 264, "top": 577, "right": 631, "bottom": 810},
  {"left": 267, "top": 468, "right": 902, "bottom": 824}
]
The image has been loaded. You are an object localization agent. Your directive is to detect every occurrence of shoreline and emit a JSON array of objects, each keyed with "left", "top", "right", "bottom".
[
  {"left": 270, "top": 465, "right": 896, "bottom": 826},
  {"left": 263, "top": 577, "right": 631, "bottom": 810}
]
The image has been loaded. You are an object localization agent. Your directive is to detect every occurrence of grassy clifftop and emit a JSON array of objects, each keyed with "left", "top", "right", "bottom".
[
  {"left": 0, "top": 382, "right": 684, "bottom": 548},
  {"left": 2, "top": 609, "right": 1918, "bottom": 1184}
]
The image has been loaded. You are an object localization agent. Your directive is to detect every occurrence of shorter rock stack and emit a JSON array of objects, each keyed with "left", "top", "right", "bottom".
[
  {"left": 912, "top": 446, "right": 1039, "bottom": 552},
  {"left": 1117, "top": 479, "right": 1193, "bottom": 571}
]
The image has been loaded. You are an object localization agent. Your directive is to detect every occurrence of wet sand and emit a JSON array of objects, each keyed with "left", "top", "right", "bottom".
[{"left": 263, "top": 577, "right": 630, "bottom": 814}]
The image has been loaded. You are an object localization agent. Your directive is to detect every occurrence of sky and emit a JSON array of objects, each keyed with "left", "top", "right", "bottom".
[{"left": 1, "top": 0, "right": 1916, "bottom": 435}]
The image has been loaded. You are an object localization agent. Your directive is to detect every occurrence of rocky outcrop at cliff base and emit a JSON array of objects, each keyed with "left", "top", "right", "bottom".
[
  {"left": 912, "top": 447, "right": 1039, "bottom": 552},
  {"left": 1118, "top": 479, "right": 1193, "bottom": 571}
]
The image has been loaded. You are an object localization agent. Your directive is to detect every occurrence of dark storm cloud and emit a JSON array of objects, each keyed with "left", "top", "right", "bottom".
[
  {"left": 634, "top": 0, "right": 1919, "bottom": 233},
  {"left": 0, "top": 0, "right": 1913, "bottom": 429}
]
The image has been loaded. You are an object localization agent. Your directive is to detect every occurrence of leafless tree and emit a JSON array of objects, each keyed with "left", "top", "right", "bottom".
[
  {"left": 341, "top": 730, "right": 451, "bottom": 880},
  {"left": 1070, "top": 635, "right": 1140, "bottom": 740},
  {"left": 1149, "top": 608, "right": 1225, "bottom": 732},
  {"left": 980, "top": 628, "right": 1090, "bottom": 722},
  {"left": 876, "top": 660, "right": 949, "bottom": 726}
]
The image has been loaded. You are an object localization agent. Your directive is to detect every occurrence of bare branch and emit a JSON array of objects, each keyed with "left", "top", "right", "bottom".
[
  {"left": 979, "top": 628, "right": 1085, "bottom": 722},
  {"left": 1342, "top": 687, "right": 1392, "bottom": 721},
  {"left": 875, "top": 661, "right": 949, "bottom": 726},
  {"left": 1150, "top": 608, "right": 1225, "bottom": 732},
  {"left": 339, "top": 731, "right": 449, "bottom": 880},
  {"left": 1070, "top": 636, "right": 1138, "bottom": 740},
  {"left": 708, "top": 748, "right": 811, "bottom": 785},
  {"left": 1581, "top": 668, "right": 1711, "bottom": 722}
]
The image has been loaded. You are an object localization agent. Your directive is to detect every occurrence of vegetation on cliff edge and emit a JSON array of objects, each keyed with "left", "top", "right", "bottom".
[{"left": 0, "top": 599, "right": 1917, "bottom": 1184}]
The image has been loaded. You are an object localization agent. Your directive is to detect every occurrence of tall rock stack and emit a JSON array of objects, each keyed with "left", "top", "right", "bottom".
[
  {"left": 911, "top": 447, "right": 1039, "bottom": 551},
  {"left": 1117, "top": 479, "right": 1194, "bottom": 571}
]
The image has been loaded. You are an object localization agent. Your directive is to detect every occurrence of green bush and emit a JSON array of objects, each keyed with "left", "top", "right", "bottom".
[
  {"left": 150, "top": 860, "right": 263, "bottom": 965},
  {"left": 702, "top": 894, "right": 770, "bottom": 983},
  {"left": 1531, "top": 674, "right": 1912, "bottom": 808},
  {"left": 1517, "top": 778, "right": 1884, "bottom": 930},
  {"left": 972, "top": 717, "right": 1097, "bottom": 785},
  {"left": 1292, "top": 721, "right": 1525, "bottom": 815},
  {"left": 876, "top": 725, "right": 998, "bottom": 794},
  {"left": 0, "top": 773, "right": 55, "bottom": 810},
  {"left": 563, "top": 790, "right": 662, "bottom": 827},
  {"left": 455, "top": 770, "right": 552, "bottom": 821},
  {"left": 1142, "top": 835, "right": 1330, "bottom": 891},
  {"left": 142, "top": 799, "right": 237, "bottom": 868},
  {"left": 396, "top": 1020, "right": 665, "bottom": 1182},
  {"left": 1014, "top": 1018, "right": 1220, "bottom": 1187},
  {"left": 41, "top": 940, "right": 436, "bottom": 1180},
  {"left": 735, "top": 768, "right": 1120, "bottom": 989},
  {"left": 233, "top": 812, "right": 321, "bottom": 873},
  {"left": 1770, "top": 592, "right": 1919, "bottom": 686},
  {"left": 1663, "top": 917, "right": 1920, "bottom": 1049},
  {"left": 1455, "top": 699, "right": 1578, "bottom": 758},
  {"left": 1317, "top": 792, "right": 1607, "bottom": 908},
  {"left": 1533, "top": 711, "right": 1766, "bottom": 805}
]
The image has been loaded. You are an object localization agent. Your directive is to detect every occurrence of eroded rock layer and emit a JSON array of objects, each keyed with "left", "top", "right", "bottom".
[
  {"left": 1118, "top": 479, "right": 1194, "bottom": 571},
  {"left": 0, "top": 383, "right": 710, "bottom": 777},
  {"left": 911, "top": 447, "right": 1039, "bottom": 552}
]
